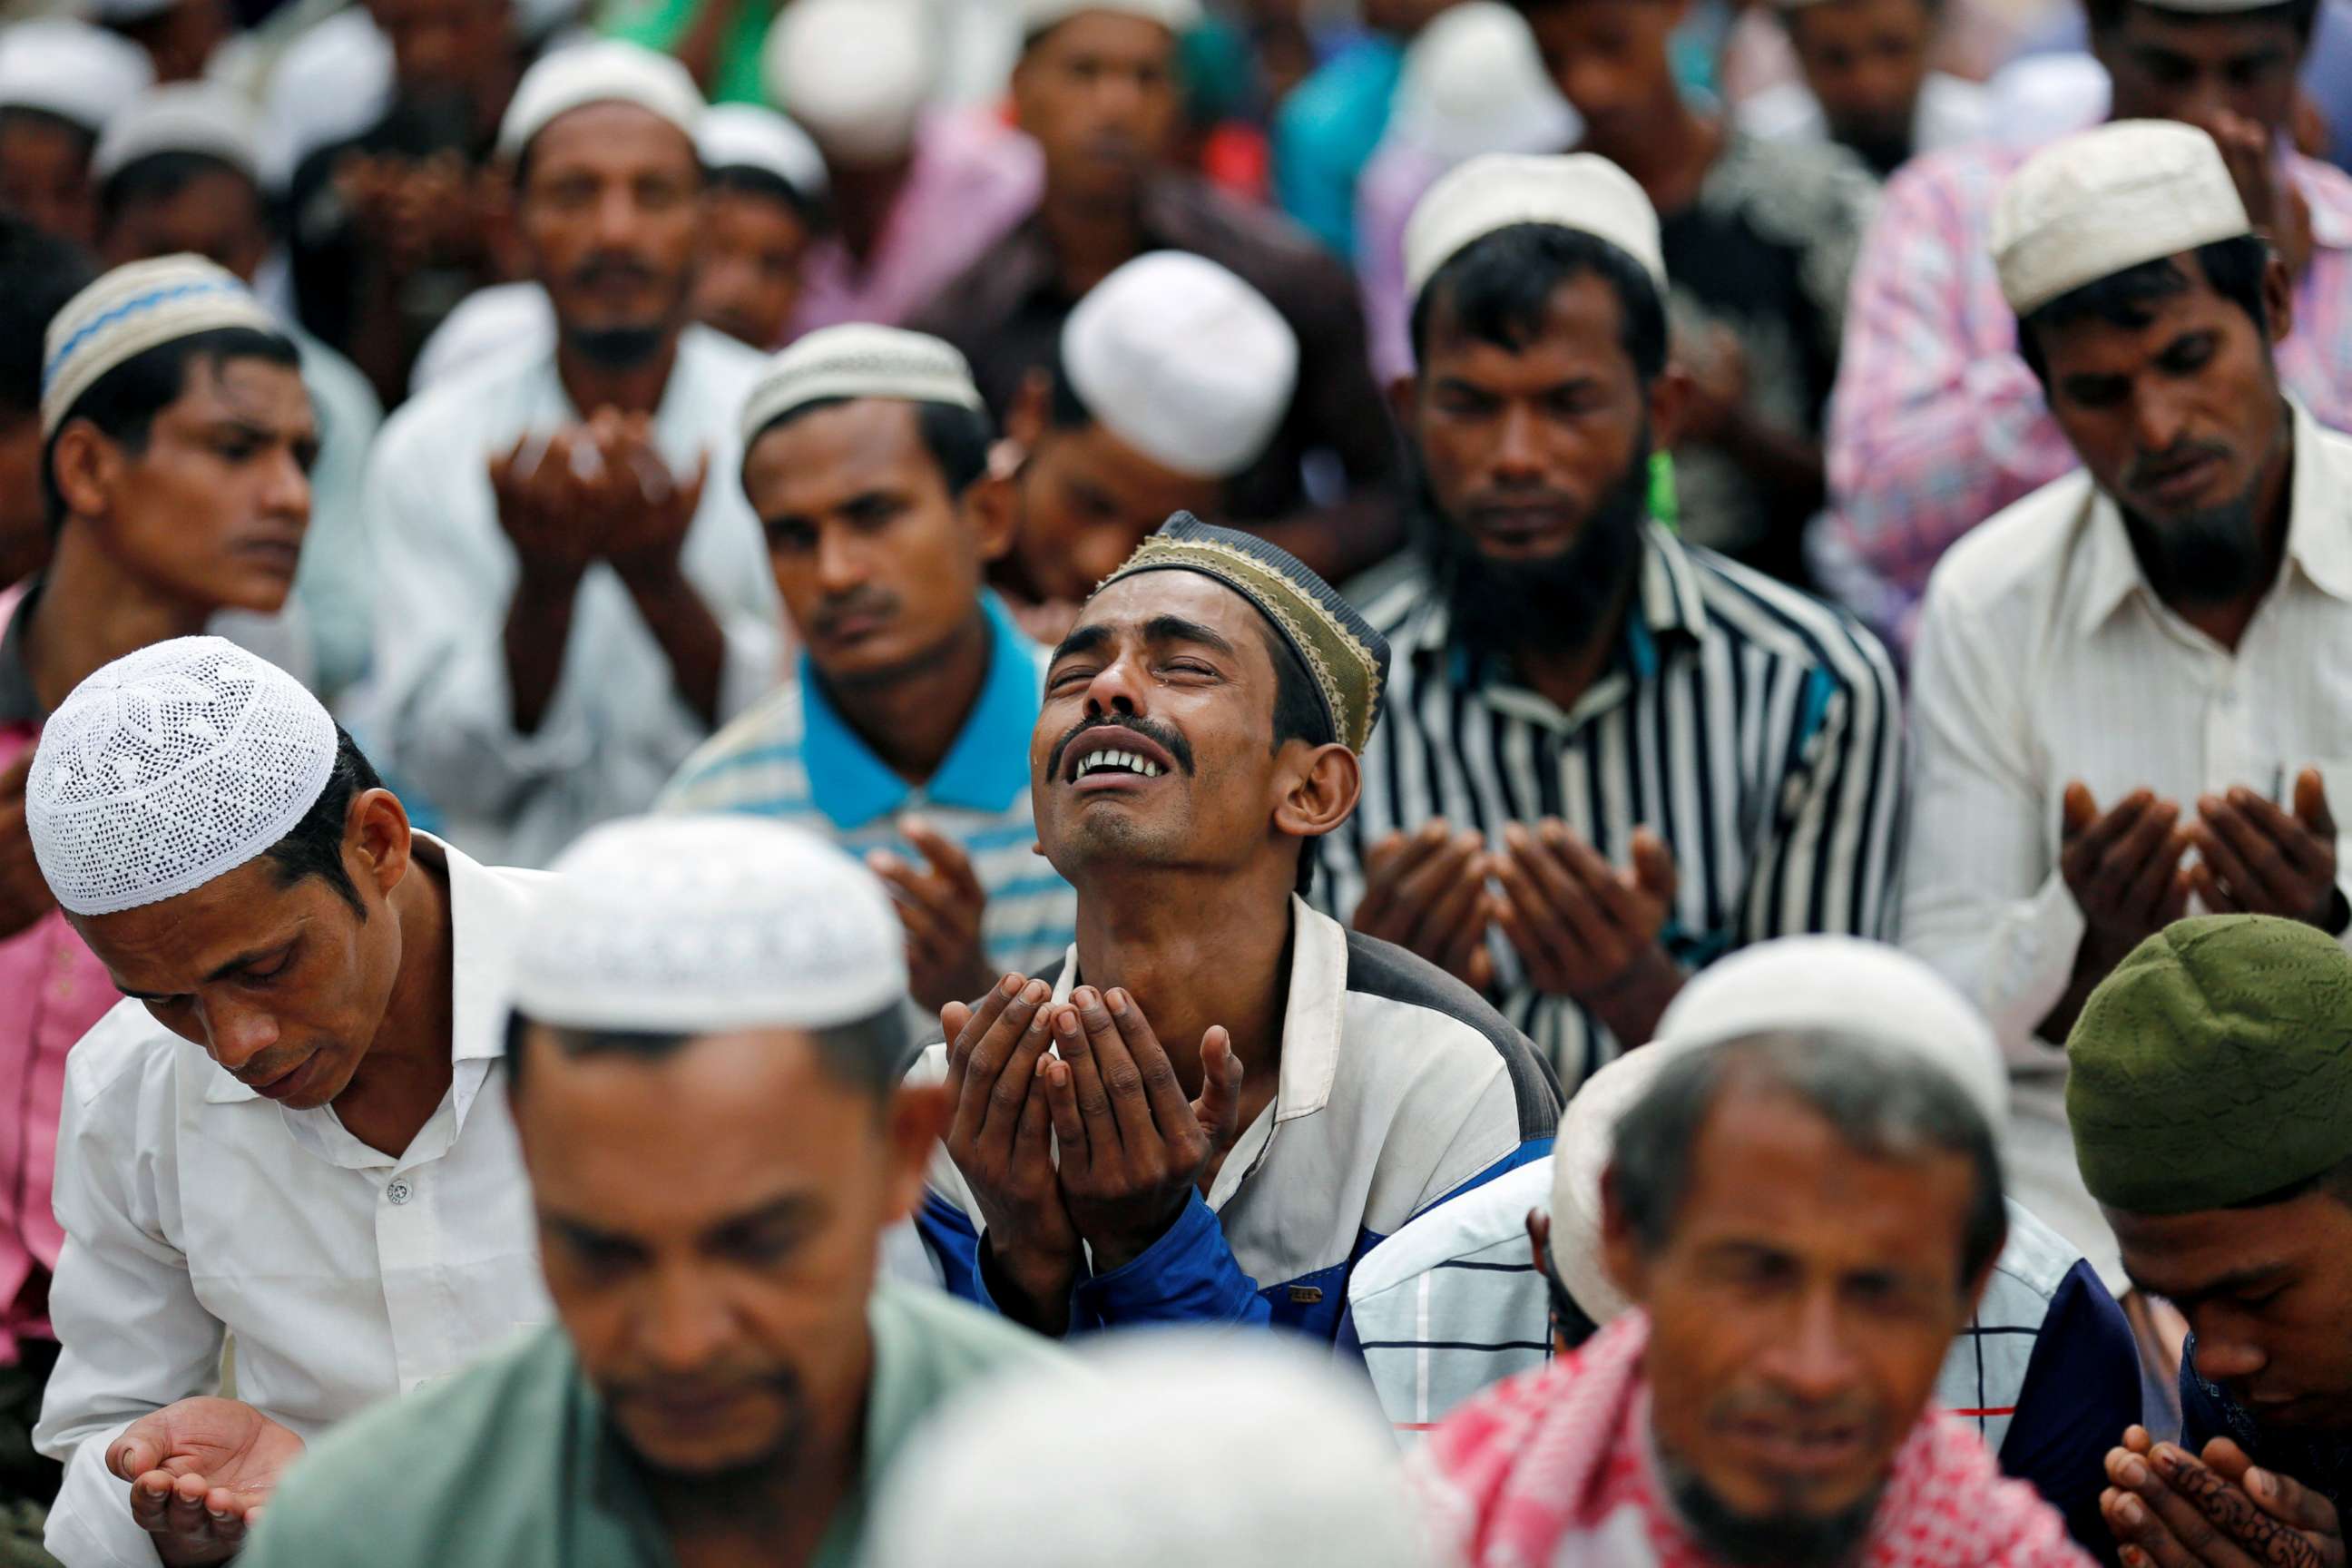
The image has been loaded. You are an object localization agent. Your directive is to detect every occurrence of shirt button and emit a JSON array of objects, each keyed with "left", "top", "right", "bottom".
[{"left": 386, "top": 1179, "right": 413, "bottom": 1206}]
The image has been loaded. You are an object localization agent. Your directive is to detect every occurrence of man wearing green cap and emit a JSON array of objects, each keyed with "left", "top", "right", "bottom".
[{"left": 2069, "top": 914, "right": 2352, "bottom": 1566}]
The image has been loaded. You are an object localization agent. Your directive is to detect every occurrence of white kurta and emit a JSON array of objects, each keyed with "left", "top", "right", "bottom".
[
  {"left": 358, "top": 325, "right": 783, "bottom": 867},
  {"left": 35, "top": 838, "right": 552, "bottom": 1568},
  {"left": 1901, "top": 401, "right": 2352, "bottom": 1283}
]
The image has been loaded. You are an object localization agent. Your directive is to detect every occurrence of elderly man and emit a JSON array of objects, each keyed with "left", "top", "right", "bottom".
[
  {"left": 1826, "top": 0, "right": 2352, "bottom": 655},
  {"left": 0, "top": 21, "right": 150, "bottom": 247},
  {"left": 234, "top": 815, "right": 1065, "bottom": 1568},
  {"left": 24, "top": 638, "right": 547, "bottom": 1568},
  {"left": 1739, "top": 0, "right": 1989, "bottom": 177},
  {"left": 985, "top": 250, "right": 1300, "bottom": 636},
  {"left": 1414, "top": 1014, "right": 2092, "bottom": 1565},
  {"left": 917, "top": 515, "right": 1558, "bottom": 1338},
  {"left": 2066, "top": 916, "right": 2352, "bottom": 1563},
  {"left": 660, "top": 327, "right": 1076, "bottom": 1014},
  {"left": 1901, "top": 122, "right": 2352, "bottom": 1293},
  {"left": 364, "top": 42, "right": 780, "bottom": 868},
  {"left": 913, "top": 0, "right": 1404, "bottom": 586},
  {"left": 1320, "top": 152, "right": 1903, "bottom": 1087}
]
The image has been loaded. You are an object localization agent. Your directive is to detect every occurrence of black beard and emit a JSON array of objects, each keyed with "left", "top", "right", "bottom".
[
  {"left": 1833, "top": 122, "right": 1915, "bottom": 180},
  {"left": 1662, "top": 1452, "right": 1885, "bottom": 1568},
  {"left": 565, "top": 323, "right": 671, "bottom": 370},
  {"left": 2122, "top": 480, "right": 2270, "bottom": 609}
]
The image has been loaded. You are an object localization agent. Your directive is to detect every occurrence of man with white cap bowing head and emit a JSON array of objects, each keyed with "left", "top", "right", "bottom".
[
  {"left": 234, "top": 815, "right": 1067, "bottom": 1568},
  {"left": 22, "top": 637, "right": 550, "bottom": 1567},
  {"left": 363, "top": 39, "right": 781, "bottom": 868}
]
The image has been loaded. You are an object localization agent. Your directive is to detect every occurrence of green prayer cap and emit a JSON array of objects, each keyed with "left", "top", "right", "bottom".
[{"left": 2067, "top": 915, "right": 2352, "bottom": 1216}]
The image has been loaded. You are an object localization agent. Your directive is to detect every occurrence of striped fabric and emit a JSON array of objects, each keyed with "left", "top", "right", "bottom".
[{"left": 1318, "top": 524, "right": 1905, "bottom": 1087}]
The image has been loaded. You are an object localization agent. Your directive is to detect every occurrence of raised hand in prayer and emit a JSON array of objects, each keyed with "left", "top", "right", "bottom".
[
  {"left": 1353, "top": 821, "right": 1496, "bottom": 992},
  {"left": 489, "top": 426, "right": 606, "bottom": 585},
  {"left": 2062, "top": 784, "right": 2194, "bottom": 963},
  {"left": 2102, "top": 1426, "right": 2343, "bottom": 1568},
  {"left": 1042, "top": 986, "right": 1245, "bottom": 1273},
  {"left": 1493, "top": 820, "right": 1684, "bottom": 1048},
  {"left": 2188, "top": 771, "right": 2346, "bottom": 933},
  {"left": 0, "top": 751, "right": 55, "bottom": 942},
  {"left": 108, "top": 1396, "right": 304, "bottom": 1567},
  {"left": 585, "top": 412, "right": 708, "bottom": 589},
  {"left": 868, "top": 818, "right": 996, "bottom": 1015},
  {"left": 940, "top": 976, "right": 1083, "bottom": 1335}
]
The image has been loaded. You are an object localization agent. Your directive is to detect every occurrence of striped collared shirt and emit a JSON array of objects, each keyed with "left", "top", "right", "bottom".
[{"left": 1318, "top": 524, "right": 1906, "bottom": 1087}]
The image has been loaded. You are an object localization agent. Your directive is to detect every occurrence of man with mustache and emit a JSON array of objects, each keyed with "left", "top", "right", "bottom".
[
  {"left": 233, "top": 815, "right": 1067, "bottom": 1568},
  {"left": 660, "top": 326, "right": 1077, "bottom": 1016},
  {"left": 1318, "top": 152, "right": 1905, "bottom": 1089},
  {"left": 916, "top": 515, "right": 1558, "bottom": 1339},
  {"left": 24, "top": 637, "right": 549, "bottom": 1568},
  {"left": 1902, "top": 121, "right": 2352, "bottom": 1298},
  {"left": 363, "top": 43, "right": 781, "bottom": 868}
]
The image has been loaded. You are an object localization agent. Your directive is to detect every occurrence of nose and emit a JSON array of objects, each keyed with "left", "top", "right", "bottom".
[
  {"left": 638, "top": 1261, "right": 733, "bottom": 1376},
  {"left": 2131, "top": 381, "right": 2195, "bottom": 460},
  {"left": 814, "top": 524, "right": 869, "bottom": 597},
  {"left": 2188, "top": 1318, "right": 2269, "bottom": 1387},
  {"left": 1082, "top": 650, "right": 1145, "bottom": 721},
  {"left": 262, "top": 446, "right": 311, "bottom": 524},
  {"left": 1490, "top": 402, "right": 1548, "bottom": 484},
  {"left": 201, "top": 998, "right": 279, "bottom": 1073},
  {"left": 1758, "top": 1289, "right": 1861, "bottom": 1404},
  {"left": 593, "top": 186, "right": 643, "bottom": 250}
]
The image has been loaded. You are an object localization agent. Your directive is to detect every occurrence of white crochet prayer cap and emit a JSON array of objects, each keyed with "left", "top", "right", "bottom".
[
  {"left": 1015, "top": 0, "right": 1202, "bottom": 40},
  {"left": 1389, "top": 3, "right": 1579, "bottom": 165},
  {"left": 42, "top": 254, "right": 281, "bottom": 437},
  {"left": 0, "top": 20, "right": 153, "bottom": 134},
  {"left": 1549, "top": 935, "right": 2007, "bottom": 1325},
  {"left": 27, "top": 637, "right": 338, "bottom": 918},
  {"left": 1404, "top": 152, "right": 1667, "bottom": 306},
  {"left": 864, "top": 1332, "right": 1427, "bottom": 1568},
  {"left": 1061, "top": 251, "right": 1298, "bottom": 481},
  {"left": 495, "top": 39, "right": 704, "bottom": 161},
  {"left": 514, "top": 816, "right": 907, "bottom": 1034},
  {"left": 93, "top": 82, "right": 260, "bottom": 185},
  {"left": 695, "top": 103, "right": 829, "bottom": 201},
  {"left": 740, "top": 324, "right": 985, "bottom": 448},
  {"left": 1993, "top": 120, "right": 2251, "bottom": 316},
  {"left": 766, "top": 0, "right": 936, "bottom": 167}
]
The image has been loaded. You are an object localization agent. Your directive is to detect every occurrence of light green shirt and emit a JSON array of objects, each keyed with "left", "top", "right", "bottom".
[
  {"left": 598, "top": 0, "right": 771, "bottom": 105},
  {"left": 240, "top": 1282, "right": 1067, "bottom": 1567}
]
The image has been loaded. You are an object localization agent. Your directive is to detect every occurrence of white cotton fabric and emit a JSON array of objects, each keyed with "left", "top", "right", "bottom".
[
  {"left": 1993, "top": 120, "right": 2251, "bottom": 314},
  {"left": 41, "top": 254, "right": 281, "bottom": 436},
  {"left": 26, "top": 637, "right": 337, "bottom": 917},
  {"left": 864, "top": 1331, "right": 1426, "bottom": 1568},
  {"left": 766, "top": 0, "right": 936, "bottom": 167},
  {"left": 1014, "top": 0, "right": 1202, "bottom": 38},
  {"left": 93, "top": 81, "right": 261, "bottom": 184},
  {"left": 1387, "top": 3, "right": 1578, "bottom": 166},
  {"left": 495, "top": 38, "right": 704, "bottom": 161},
  {"left": 696, "top": 103, "right": 828, "bottom": 200},
  {"left": 0, "top": 20, "right": 152, "bottom": 134},
  {"left": 515, "top": 815, "right": 908, "bottom": 1034},
  {"left": 1061, "top": 251, "right": 1297, "bottom": 481},
  {"left": 740, "top": 323, "right": 985, "bottom": 446},
  {"left": 1404, "top": 152, "right": 1667, "bottom": 304}
]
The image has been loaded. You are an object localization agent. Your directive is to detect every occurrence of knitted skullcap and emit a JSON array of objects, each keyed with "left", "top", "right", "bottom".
[
  {"left": 495, "top": 39, "right": 703, "bottom": 162},
  {"left": 1405, "top": 152, "right": 1666, "bottom": 307},
  {"left": 42, "top": 254, "right": 281, "bottom": 437},
  {"left": 2069, "top": 916, "right": 2352, "bottom": 1216},
  {"left": 1994, "top": 121, "right": 2250, "bottom": 316},
  {"left": 27, "top": 637, "right": 338, "bottom": 917},
  {"left": 740, "top": 324, "right": 985, "bottom": 448},
  {"left": 514, "top": 815, "right": 908, "bottom": 1034},
  {"left": 765, "top": 0, "right": 936, "bottom": 167},
  {"left": 1097, "top": 514, "right": 1390, "bottom": 754}
]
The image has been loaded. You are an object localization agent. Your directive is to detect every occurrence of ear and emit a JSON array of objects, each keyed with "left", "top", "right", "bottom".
[
  {"left": 1387, "top": 372, "right": 1419, "bottom": 445},
  {"left": 965, "top": 465, "right": 1019, "bottom": 566},
  {"left": 882, "top": 1081, "right": 951, "bottom": 1224},
  {"left": 1647, "top": 364, "right": 1694, "bottom": 453},
  {"left": 50, "top": 422, "right": 119, "bottom": 524},
  {"left": 1598, "top": 1162, "right": 1650, "bottom": 1305},
  {"left": 1008, "top": 368, "right": 1051, "bottom": 451},
  {"left": 348, "top": 788, "right": 415, "bottom": 903},
  {"left": 2262, "top": 250, "right": 2296, "bottom": 346},
  {"left": 1524, "top": 1207, "right": 1553, "bottom": 1272},
  {"left": 1272, "top": 741, "right": 1362, "bottom": 844}
]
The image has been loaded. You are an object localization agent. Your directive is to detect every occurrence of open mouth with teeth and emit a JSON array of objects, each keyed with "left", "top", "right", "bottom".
[{"left": 1073, "top": 748, "right": 1167, "bottom": 780}]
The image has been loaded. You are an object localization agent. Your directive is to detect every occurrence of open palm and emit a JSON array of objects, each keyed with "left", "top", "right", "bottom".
[{"left": 110, "top": 1397, "right": 304, "bottom": 1565}]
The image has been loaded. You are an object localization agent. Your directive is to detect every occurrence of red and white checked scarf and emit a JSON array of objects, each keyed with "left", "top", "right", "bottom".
[{"left": 1411, "top": 1312, "right": 2093, "bottom": 1568}]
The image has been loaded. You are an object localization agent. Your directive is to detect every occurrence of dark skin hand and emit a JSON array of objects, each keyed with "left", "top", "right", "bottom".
[
  {"left": 868, "top": 818, "right": 997, "bottom": 1017},
  {"left": 1492, "top": 820, "right": 1684, "bottom": 1047},
  {"left": 0, "top": 751, "right": 55, "bottom": 943},
  {"left": 1353, "top": 820, "right": 1496, "bottom": 991},
  {"left": 2195, "top": 109, "right": 2315, "bottom": 280},
  {"left": 2103, "top": 1427, "right": 2343, "bottom": 1568},
  {"left": 109, "top": 1397, "right": 305, "bottom": 1567},
  {"left": 2041, "top": 784, "right": 2193, "bottom": 1040},
  {"left": 2186, "top": 770, "right": 2340, "bottom": 926}
]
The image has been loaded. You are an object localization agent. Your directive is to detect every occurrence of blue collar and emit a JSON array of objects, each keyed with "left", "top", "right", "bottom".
[{"left": 800, "top": 593, "right": 1043, "bottom": 832}]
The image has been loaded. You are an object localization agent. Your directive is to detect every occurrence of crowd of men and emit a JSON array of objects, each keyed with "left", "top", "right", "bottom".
[{"left": 0, "top": 0, "right": 2350, "bottom": 1563}]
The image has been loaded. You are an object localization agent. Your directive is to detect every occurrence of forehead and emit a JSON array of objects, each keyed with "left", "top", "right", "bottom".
[
  {"left": 707, "top": 184, "right": 808, "bottom": 238},
  {"left": 2110, "top": 1196, "right": 2327, "bottom": 1292},
  {"left": 2034, "top": 255, "right": 2246, "bottom": 368},
  {"left": 1073, "top": 571, "right": 1278, "bottom": 667},
  {"left": 1029, "top": 13, "right": 1176, "bottom": 69},
  {"left": 160, "top": 355, "right": 318, "bottom": 435},
  {"left": 745, "top": 399, "right": 945, "bottom": 514},
  {"left": 1791, "top": 0, "right": 1933, "bottom": 39},
  {"left": 527, "top": 103, "right": 699, "bottom": 185},
  {"left": 72, "top": 856, "right": 322, "bottom": 992},
  {"left": 2114, "top": 3, "right": 2300, "bottom": 54},
  {"left": 1423, "top": 272, "right": 1637, "bottom": 387}
]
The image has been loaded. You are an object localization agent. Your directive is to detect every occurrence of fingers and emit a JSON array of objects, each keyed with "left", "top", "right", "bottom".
[
  {"left": 1357, "top": 821, "right": 1452, "bottom": 933},
  {"left": 2123, "top": 823, "right": 2193, "bottom": 920},
  {"left": 110, "top": 1426, "right": 164, "bottom": 1482},
  {"left": 2243, "top": 1462, "right": 2341, "bottom": 1540},
  {"left": 2296, "top": 769, "right": 2338, "bottom": 843},
  {"left": 2233, "top": 787, "right": 2334, "bottom": 877},
  {"left": 2063, "top": 780, "right": 2103, "bottom": 838},
  {"left": 901, "top": 817, "right": 987, "bottom": 905},
  {"left": 1014, "top": 1054, "right": 1058, "bottom": 1176},
  {"left": 946, "top": 977, "right": 1042, "bottom": 1152},
  {"left": 2068, "top": 790, "right": 2152, "bottom": 877},
  {"left": 2158, "top": 1441, "right": 2326, "bottom": 1568},
  {"left": 1105, "top": 988, "right": 1194, "bottom": 1138},
  {"left": 1514, "top": 823, "right": 1614, "bottom": 954},
  {"left": 946, "top": 973, "right": 1018, "bottom": 1079},
  {"left": 1050, "top": 995, "right": 1122, "bottom": 1158},
  {"left": 1068, "top": 988, "right": 1157, "bottom": 1149},
  {"left": 2109, "top": 1445, "right": 2268, "bottom": 1568},
  {"left": 974, "top": 1000, "right": 1057, "bottom": 1168},
  {"left": 167, "top": 1473, "right": 211, "bottom": 1543},
  {"left": 1630, "top": 828, "right": 1678, "bottom": 901},
  {"left": 128, "top": 1471, "right": 174, "bottom": 1531},
  {"left": 1191, "top": 1024, "right": 1245, "bottom": 1155},
  {"left": 2200, "top": 796, "right": 2303, "bottom": 911},
  {"left": 1395, "top": 832, "right": 1485, "bottom": 953},
  {"left": 2100, "top": 798, "right": 2180, "bottom": 890},
  {"left": 1043, "top": 1057, "right": 1087, "bottom": 1177}
]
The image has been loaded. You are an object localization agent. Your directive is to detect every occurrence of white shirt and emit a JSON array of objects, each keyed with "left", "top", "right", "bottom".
[
  {"left": 1738, "top": 71, "right": 1991, "bottom": 162},
  {"left": 358, "top": 325, "right": 784, "bottom": 867},
  {"left": 35, "top": 838, "right": 552, "bottom": 1568},
  {"left": 1902, "top": 400, "right": 2352, "bottom": 1276}
]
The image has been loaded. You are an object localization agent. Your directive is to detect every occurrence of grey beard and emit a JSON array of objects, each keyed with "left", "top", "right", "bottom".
[{"left": 1657, "top": 1446, "right": 1884, "bottom": 1568}]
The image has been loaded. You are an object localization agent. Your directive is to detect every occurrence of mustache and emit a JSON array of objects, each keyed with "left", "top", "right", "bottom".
[
  {"left": 2125, "top": 440, "right": 2232, "bottom": 491},
  {"left": 810, "top": 588, "right": 899, "bottom": 637},
  {"left": 1045, "top": 713, "right": 1194, "bottom": 782},
  {"left": 572, "top": 254, "right": 660, "bottom": 290}
]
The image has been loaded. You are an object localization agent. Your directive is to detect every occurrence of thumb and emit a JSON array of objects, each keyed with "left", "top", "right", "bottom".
[
  {"left": 1629, "top": 828, "right": 1677, "bottom": 899},
  {"left": 2297, "top": 767, "right": 2336, "bottom": 838},
  {"left": 110, "top": 1419, "right": 168, "bottom": 1481},
  {"left": 1191, "top": 1026, "right": 1245, "bottom": 1152},
  {"left": 2062, "top": 780, "right": 2098, "bottom": 838}
]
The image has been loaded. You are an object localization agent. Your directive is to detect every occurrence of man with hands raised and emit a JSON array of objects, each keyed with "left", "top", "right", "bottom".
[{"left": 914, "top": 515, "right": 1558, "bottom": 1339}]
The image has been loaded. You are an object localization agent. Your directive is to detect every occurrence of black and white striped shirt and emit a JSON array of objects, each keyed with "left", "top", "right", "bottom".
[{"left": 1319, "top": 524, "right": 1906, "bottom": 1087}]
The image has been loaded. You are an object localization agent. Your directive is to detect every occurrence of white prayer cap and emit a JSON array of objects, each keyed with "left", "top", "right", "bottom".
[
  {"left": 740, "top": 324, "right": 985, "bottom": 448},
  {"left": 1061, "top": 251, "right": 1298, "bottom": 482},
  {"left": 495, "top": 39, "right": 704, "bottom": 162},
  {"left": 42, "top": 254, "right": 280, "bottom": 436},
  {"left": 865, "top": 1331, "right": 1428, "bottom": 1568},
  {"left": 27, "top": 637, "right": 338, "bottom": 918},
  {"left": 1993, "top": 119, "right": 2250, "bottom": 315},
  {"left": 513, "top": 816, "right": 908, "bottom": 1034},
  {"left": 1014, "top": 0, "right": 1202, "bottom": 42},
  {"left": 1388, "top": 3, "right": 1579, "bottom": 165},
  {"left": 695, "top": 103, "right": 829, "bottom": 201},
  {"left": 93, "top": 82, "right": 260, "bottom": 185},
  {"left": 766, "top": 0, "right": 936, "bottom": 168},
  {"left": 0, "top": 19, "right": 154, "bottom": 134},
  {"left": 1403, "top": 152, "right": 1666, "bottom": 307}
]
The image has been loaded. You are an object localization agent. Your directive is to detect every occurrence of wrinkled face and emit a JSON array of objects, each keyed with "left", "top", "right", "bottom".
[
  {"left": 1785, "top": 0, "right": 1936, "bottom": 172},
  {"left": 749, "top": 399, "right": 990, "bottom": 687},
  {"left": 2097, "top": 4, "right": 2305, "bottom": 132},
  {"left": 519, "top": 104, "right": 701, "bottom": 358},
  {"left": 1608, "top": 1091, "right": 1979, "bottom": 1545},
  {"left": 2112, "top": 1192, "right": 2352, "bottom": 1434},
  {"left": 59, "top": 356, "right": 318, "bottom": 616},
  {"left": 518, "top": 1028, "right": 933, "bottom": 1480},
  {"left": 0, "top": 412, "right": 44, "bottom": 587},
  {"left": 100, "top": 164, "right": 269, "bottom": 279},
  {"left": 0, "top": 113, "right": 95, "bottom": 246},
  {"left": 374, "top": 0, "right": 514, "bottom": 102},
  {"left": 1013, "top": 13, "right": 1181, "bottom": 207},
  {"left": 1524, "top": 0, "right": 1683, "bottom": 154},
  {"left": 1011, "top": 419, "right": 1218, "bottom": 605},
  {"left": 690, "top": 188, "right": 810, "bottom": 351}
]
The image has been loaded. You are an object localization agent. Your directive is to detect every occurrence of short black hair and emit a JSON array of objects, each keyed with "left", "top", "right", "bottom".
[
  {"left": 1409, "top": 222, "right": 1669, "bottom": 387},
  {"left": 98, "top": 149, "right": 266, "bottom": 242},
  {"left": 41, "top": 323, "right": 304, "bottom": 534},
  {"left": 0, "top": 105, "right": 96, "bottom": 162},
  {"left": 707, "top": 162, "right": 828, "bottom": 230},
  {"left": 260, "top": 725, "right": 384, "bottom": 919},
  {"left": 750, "top": 394, "right": 995, "bottom": 499},
  {"left": 1044, "top": 338, "right": 1095, "bottom": 432},
  {"left": 2084, "top": 0, "right": 2317, "bottom": 38},
  {"left": 0, "top": 215, "right": 94, "bottom": 423},
  {"left": 2015, "top": 234, "right": 2271, "bottom": 386},
  {"left": 503, "top": 1004, "right": 915, "bottom": 1101},
  {"left": 1258, "top": 620, "right": 1335, "bottom": 897}
]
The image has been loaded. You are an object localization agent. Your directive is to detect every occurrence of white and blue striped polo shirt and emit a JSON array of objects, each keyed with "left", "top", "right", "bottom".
[{"left": 658, "top": 593, "right": 1077, "bottom": 978}]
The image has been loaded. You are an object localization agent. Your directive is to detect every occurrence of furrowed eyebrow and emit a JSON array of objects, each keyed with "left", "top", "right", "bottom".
[
  {"left": 1052, "top": 623, "right": 1114, "bottom": 663},
  {"left": 1142, "top": 615, "right": 1236, "bottom": 657}
]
